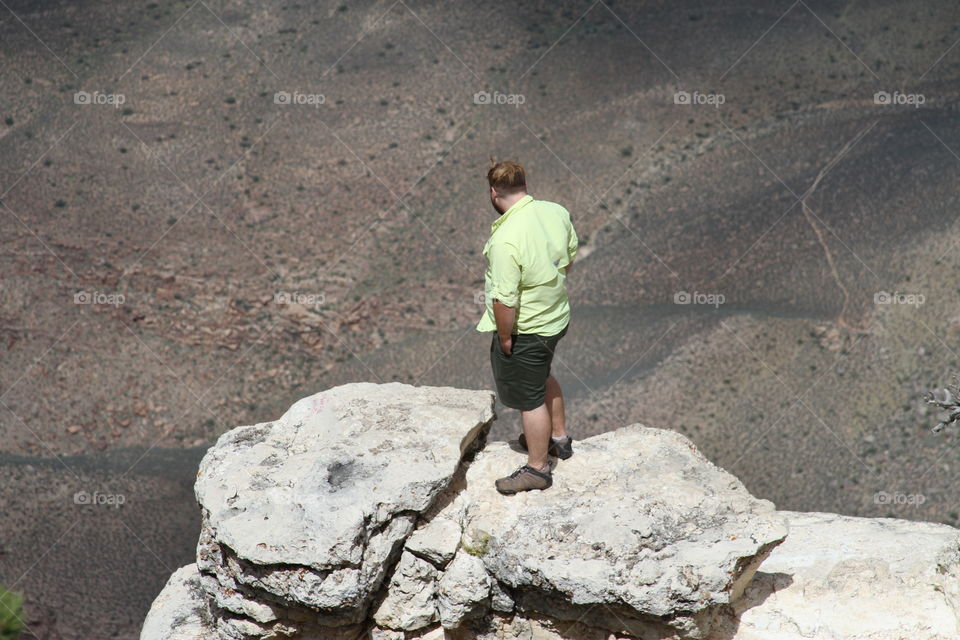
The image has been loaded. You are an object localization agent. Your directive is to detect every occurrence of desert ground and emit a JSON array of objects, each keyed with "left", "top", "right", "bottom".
[{"left": 2, "top": 0, "right": 960, "bottom": 637}]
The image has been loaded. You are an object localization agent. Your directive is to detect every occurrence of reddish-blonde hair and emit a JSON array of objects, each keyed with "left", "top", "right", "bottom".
[{"left": 487, "top": 159, "right": 526, "bottom": 194}]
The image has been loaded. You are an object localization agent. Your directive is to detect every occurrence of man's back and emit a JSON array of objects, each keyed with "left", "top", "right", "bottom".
[
  {"left": 476, "top": 195, "right": 578, "bottom": 336},
  {"left": 499, "top": 197, "right": 576, "bottom": 287}
]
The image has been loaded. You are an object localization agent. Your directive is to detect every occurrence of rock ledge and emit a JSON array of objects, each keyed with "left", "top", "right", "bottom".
[{"left": 141, "top": 383, "right": 960, "bottom": 640}]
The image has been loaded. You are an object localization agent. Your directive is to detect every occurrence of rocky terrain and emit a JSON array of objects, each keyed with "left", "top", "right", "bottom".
[
  {"left": 141, "top": 383, "right": 960, "bottom": 640},
  {"left": 4, "top": 0, "right": 960, "bottom": 637}
]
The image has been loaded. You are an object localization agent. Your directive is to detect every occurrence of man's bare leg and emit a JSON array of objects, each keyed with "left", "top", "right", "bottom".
[
  {"left": 520, "top": 403, "right": 551, "bottom": 471},
  {"left": 545, "top": 374, "right": 567, "bottom": 439}
]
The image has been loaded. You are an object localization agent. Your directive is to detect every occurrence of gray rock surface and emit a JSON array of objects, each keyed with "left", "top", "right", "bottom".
[
  {"left": 436, "top": 549, "right": 491, "bottom": 628},
  {"left": 405, "top": 514, "right": 462, "bottom": 566},
  {"left": 143, "top": 382, "right": 960, "bottom": 640},
  {"left": 373, "top": 550, "right": 440, "bottom": 630},
  {"left": 193, "top": 382, "right": 495, "bottom": 637},
  {"left": 712, "top": 510, "right": 960, "bottom": 640},
  {"left": 140, "top": 564, "right": 216, "bottom": 640},
  {"left": 445, "top": 426, "right": 788, "bottom": 638}
]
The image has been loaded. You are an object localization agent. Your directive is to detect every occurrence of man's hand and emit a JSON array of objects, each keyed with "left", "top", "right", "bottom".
[{"left": 499, "top": 335, "right": 512, "bottom": 355}]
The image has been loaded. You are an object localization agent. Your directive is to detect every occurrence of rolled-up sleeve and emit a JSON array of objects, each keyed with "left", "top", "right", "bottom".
[
  {"left": 487, "top": 240, "right": 521, "bottom": 307},
  {"left": 567, "top": 220, "right": 579, "bottom": 264}
]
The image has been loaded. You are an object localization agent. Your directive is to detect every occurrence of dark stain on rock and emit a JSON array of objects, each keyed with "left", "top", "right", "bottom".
[{"left": 327, "top": 460, "right": 354, "bottom": 490}]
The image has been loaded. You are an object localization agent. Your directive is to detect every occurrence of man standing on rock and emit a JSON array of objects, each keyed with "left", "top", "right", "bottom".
[{"left": 476, "top": 160, "right": 578, "bottom": 495}]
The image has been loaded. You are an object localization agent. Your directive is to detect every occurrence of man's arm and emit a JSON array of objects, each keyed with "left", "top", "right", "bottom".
[
  {"left": 487, "top": 241, "right": 521, "bottom": 354},
  {"left": 493, "top": 299, "right": 517, "bottom": 354},
  {"left": 566, "top": 213, "right": 578, "bottom": 275}
]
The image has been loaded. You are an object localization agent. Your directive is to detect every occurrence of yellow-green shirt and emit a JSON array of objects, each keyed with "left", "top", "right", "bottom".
[{"left": 476, "top": 194, "right": 578, "bottom": 336}]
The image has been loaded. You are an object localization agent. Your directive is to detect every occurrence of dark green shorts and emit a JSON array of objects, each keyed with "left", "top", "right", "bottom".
[{"left": 489, "top": 323, "right": 568, "bottom": 411}]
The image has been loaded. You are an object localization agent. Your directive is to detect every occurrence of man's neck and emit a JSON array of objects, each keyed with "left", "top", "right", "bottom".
[{"left": 499, "top": 192, "right": 528, "bottom": 215}]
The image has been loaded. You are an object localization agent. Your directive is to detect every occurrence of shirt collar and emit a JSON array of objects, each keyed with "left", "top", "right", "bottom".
[{"left": 490, "top": 194, "right": 533, "bottom": 233}]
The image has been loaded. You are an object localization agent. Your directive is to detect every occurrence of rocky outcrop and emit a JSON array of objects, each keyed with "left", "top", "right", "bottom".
[
  {"left": 140, "top": 564, "right": 216, "bottom": 640},
  {"left": 709, "top": 510, "right": 960, "bottom": 639},
  {"left": 413, "top": 430, "right": 787, "bottom": 638},
  {"left": 192, "top": 382, "right": 495, "bottom": 639},
  {"left": 141, "top": 382, "right": 960, "bottom": 640}
]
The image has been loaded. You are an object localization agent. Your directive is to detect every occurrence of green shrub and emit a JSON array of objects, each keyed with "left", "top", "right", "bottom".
[{"left": 0, "top": 586, "right": 24, "bottom": 640}]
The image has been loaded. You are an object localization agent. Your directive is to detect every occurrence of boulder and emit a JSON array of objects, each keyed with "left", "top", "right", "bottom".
[
  {"left": 140, "top": 564, "right": 217, "bottom": 640},
  {"left": 144, "top": 382, "right": 960, "bottom": 640},
  {"left": 436, "top": 549, "right": 491, "bottom": 628},
  {"left": 405, "top": 514, "right": 463, "bottom": 566},
  {"left": 713, "top": 510, "right": 960, "bottom": 639},
  {"left": 373, "top": 550, "right": 440, "bottom": 630},
  {"left": 448, "top": 426, "right": 788, "bottom": 638},
  {"left": 193, "top": 382, "right": 495, "bottom": 637}
]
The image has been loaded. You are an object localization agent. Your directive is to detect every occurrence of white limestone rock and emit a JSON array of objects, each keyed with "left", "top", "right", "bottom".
[
  {"left": 453, "top": 425, "right": 789, "bottom": 638},
  {"left": 373, "top": 550, "right": 440, "bottom": 630},
  {"left": 405, "top": 515, "right": 462, "bottom": 566},
  {"left": 140, "top": 564, "right": 217, "bottom": 640},
  {"left": 139, "top": 380, "right": 960, "bottom": 640},
  {"left": 437, "top": 549, "right": 492, "bottom": 629},
  {"left": 194, "top": 382, "right": 494, "bottom": 636},
  {"left": 715, "top": 510, "right": 960, "bottom": 640}
]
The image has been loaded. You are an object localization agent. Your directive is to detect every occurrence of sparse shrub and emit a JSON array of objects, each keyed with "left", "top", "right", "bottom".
[
  {"left": 0, "top": 586, "right": 24, "bottom": 640},
  {"left": 926, "top": 375, "right": 960, "bottom": 433},
  {"left": 461, "top": 531, "right": 490, "bottom": 557}
]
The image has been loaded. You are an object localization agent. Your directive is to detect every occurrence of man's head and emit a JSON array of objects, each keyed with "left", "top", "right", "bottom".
[{"left": 487, "top": 159, "right": 527, "bottom": 214}]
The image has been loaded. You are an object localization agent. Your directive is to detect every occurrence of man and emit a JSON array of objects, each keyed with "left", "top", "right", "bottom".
[{"left": 476, "top": 160, "right": 578, "bottom": 495}]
